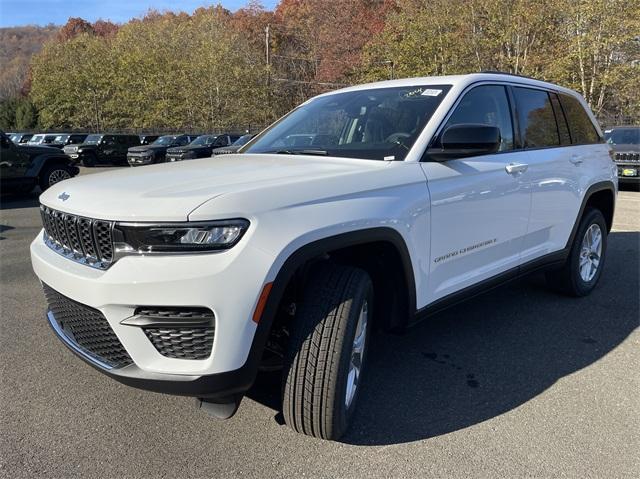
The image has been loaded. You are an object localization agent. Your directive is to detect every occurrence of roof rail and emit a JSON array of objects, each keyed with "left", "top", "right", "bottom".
[{"left": 479, "top": 70, "right": 540, "bottom": 82}]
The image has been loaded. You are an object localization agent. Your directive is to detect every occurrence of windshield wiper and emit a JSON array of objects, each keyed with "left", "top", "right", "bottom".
[{"left": 271, "top": 149, "right": 328, "bottom": 156}]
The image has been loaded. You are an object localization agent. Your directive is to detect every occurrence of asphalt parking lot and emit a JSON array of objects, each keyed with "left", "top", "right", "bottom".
[{"left": 1, "top": 168, "right": 638, "bottom": 478}]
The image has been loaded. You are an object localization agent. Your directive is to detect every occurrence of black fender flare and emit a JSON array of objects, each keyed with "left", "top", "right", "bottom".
[
  {"left": 240, "top": 227, "right": 418, "bottom": 387},
  {"left": 25, "top": 154, "right": 78, "bottom": 178}
]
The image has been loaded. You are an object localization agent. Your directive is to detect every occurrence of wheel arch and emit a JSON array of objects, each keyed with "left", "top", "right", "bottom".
[
  {"left": 25, "top": 154, "right": 76, "bottom": 178},
  {"left": 261, "top": 227, "right": 417, "bottom": 333},
  {"left": 566, "top": 181, "right": 616, "bottom": 250}
]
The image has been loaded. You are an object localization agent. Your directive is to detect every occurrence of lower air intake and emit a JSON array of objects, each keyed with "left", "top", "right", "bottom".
[{"left": 143, "top": 327, "right": 215, "bottom": 360}]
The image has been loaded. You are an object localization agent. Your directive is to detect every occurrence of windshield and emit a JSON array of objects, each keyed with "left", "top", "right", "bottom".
[
  {"left": 233, "top": 134, "right": 253, "bottom": 146},
  {"left": 244, "top": 85, "right": 451, "bottom": 161},
  {"left": 28, "top": 135, "right": 44, "bottom": 143},
  {"left": 84, "top": 134, "right": 103, "bottom": 144},
  {"left": 605, "top": 128, "right": 639, "bottom": 145},
  {"left": 9, "top": 134, "right": 19, "bottom": 142},
  {"left": 53, "top": 135, "right": 70, "bottom": 143},
  {"left": 190, "top": 135, "right": 216, "bottom": 146},
  {"left": 153, "top": 135, "right": 177, "bottom": 146}
]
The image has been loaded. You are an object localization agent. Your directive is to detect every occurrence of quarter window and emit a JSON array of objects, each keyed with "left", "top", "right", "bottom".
[
  {"left": 559, "top": 93, "right": 600, "bottom": 144},
  {"left": 444, "top": 85, "right": 514, "bottom": 151},
  {"left": 513, "top": 87, "right": 559, "bottom": 148},
  {"left": 549, "top": 93, "right": 571, "bottom": 145}
]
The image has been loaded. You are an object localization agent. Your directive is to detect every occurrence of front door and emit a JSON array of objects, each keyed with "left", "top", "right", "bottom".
[
  {"left": 0, "top": 134, "right": 31, "bottom": 187},
  {"left": 421, "top": 84, "right": 531, "bottom": 302}
]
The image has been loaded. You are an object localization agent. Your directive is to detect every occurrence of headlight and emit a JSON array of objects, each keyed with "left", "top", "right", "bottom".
[{"left": 114, "top": 219, "right": 249, "bottom": 253}]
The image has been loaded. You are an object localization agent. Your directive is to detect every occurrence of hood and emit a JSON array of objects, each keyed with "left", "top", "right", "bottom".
[
  {"left": 211, "top": 145, "right": 241, "bottom": 155},
  {"left": 129, "top": 145, "right": 168, "bottom": 153},
  {"left": 18, "top": 144, "right": 61, "bottom": 155},
  {"left": 168, "top": 144, "right": 207, "bottom": 154},
  {"left": 76, "top": 143, "right": 97, "bottom": 150},
  {"left": 39, "top": 154, "right": 391, "bottom": 222},
  {"left": 610, "top": 143, "right": 640, "bottom": 153}
]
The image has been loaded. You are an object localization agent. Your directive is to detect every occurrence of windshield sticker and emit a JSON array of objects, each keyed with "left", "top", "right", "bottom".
[
  {"left": 421, "top": 89, "right": 443, "bottom": 97},
  {"left": 384, "top": 155, "right": 395, "bottom": 161}
]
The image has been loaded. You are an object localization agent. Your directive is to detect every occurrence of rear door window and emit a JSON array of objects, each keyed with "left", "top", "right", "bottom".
[
  {"left": 513, "top": 87, "right": 559, "bottom": 148},
  {"left": 559, "top": 93, "right": 600, "bottom": 144}
]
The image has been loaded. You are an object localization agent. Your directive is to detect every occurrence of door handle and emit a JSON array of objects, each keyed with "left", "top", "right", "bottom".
[
  {"left": 570, "top": 156, "right": 584, "bottom": 165},
  {"left": 505, "top": 163, "right": 528, "bottom": 175}
]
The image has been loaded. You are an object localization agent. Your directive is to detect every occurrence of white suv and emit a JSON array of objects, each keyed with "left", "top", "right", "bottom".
[{"left": 31, "top": 73, "right": 616, "bottom": 440}]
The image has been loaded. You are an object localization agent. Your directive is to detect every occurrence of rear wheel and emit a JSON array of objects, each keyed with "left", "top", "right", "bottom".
[
  {"left": 546, "top": 207, "right": 608, "bottom": 296},
  {"left": 39, "top": 164, "right": 73, "bottom": 191},
  {"left": 282, "top": 263, "right": 373, "bottom": 440}
]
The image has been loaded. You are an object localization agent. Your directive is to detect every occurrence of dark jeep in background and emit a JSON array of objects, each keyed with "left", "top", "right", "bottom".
[
  {"left": 0, "top": 131, "right": 78, "bottom": 194},
  {"left": 49, "top": 133, "right": 89, "bottom": 149},
  {"left": 27, "top": 134, "right": 58, "bottom": 146},
  {"left": 139, "top": 134, "right": 160, "bottom": 145},
  {"left": 127, "top": 134, "right": 199, "bottom": 166},
  {"left": 165, "top": 134, "right": 239, "bottom": 162},
  {"left": 605, "top": 126, "right": 640, "bottom": 186},
  {"left": 64, "top": 134, "right": 140, "bottom": 166},
  {"left": 9, "top": 133, "right": 33, "bottom": 144}
]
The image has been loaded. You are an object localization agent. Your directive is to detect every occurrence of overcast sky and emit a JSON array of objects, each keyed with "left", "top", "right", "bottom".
[{"left": 0, "top": 0, "right": 279, "bottom": 28}]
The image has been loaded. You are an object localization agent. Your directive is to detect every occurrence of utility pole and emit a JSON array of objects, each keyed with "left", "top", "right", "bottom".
[
  {"left": 265, "top": 24, "right": 271, "bottom": 84},
  {"left": 265, "top": 24, "right": 271, "bottom": 124}
]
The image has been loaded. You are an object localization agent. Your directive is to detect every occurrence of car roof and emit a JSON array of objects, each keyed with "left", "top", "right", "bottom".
[{"left": 314, "top": 72, "right": 580, "bottom": 99}]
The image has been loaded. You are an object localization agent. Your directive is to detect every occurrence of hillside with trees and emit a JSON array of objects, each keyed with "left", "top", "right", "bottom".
[{"left": 1, "top": 0, "right": 638, "bottom": 132}]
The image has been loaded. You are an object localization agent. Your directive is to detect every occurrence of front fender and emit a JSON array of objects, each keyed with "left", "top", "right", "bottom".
[{"left": 25, "top": 154, "right": 78, "bottom": 178}]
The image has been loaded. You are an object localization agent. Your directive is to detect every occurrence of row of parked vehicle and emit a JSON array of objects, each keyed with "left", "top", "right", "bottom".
[{"left": 6, "top": 131, "right": 255, "bottom": 167}]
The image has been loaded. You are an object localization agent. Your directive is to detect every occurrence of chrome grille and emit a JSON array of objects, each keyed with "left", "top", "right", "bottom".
[
  {"left": 615, "top": 152, "right": 640, "bottom": 163},
  {"left": 40, "top": 205, "right": 114, "bottom": 269}
]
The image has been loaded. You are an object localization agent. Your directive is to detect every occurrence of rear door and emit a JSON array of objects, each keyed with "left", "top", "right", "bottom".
[
  {"left": 516, "top": 87, "right": 603, "bottom": 260},
  {"left": 421, "top": 84, "right": 532, "bottom": 301}
]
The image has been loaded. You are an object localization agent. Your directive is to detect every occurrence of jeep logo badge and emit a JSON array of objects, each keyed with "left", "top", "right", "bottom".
[{"left": 58, "top": 192, "right": 70, "bottom": 201}]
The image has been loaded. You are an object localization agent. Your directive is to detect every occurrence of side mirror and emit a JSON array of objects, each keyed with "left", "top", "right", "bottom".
[{"left": 428, "top": 124, "right": 501, "bottom": 160}]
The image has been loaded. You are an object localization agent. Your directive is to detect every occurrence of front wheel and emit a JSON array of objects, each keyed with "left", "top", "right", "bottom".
[
  {"left": 82, "top": 154, "right": 97, "bottom": 167},
  {"left": 546, "top": 207, "right": 608, "bottom": 296},
  {"left": 282, "top": 263, "right": 373, "bottom": 440},
  {"left": 39, "top": 164, "right": 73, "bottom": 191}
]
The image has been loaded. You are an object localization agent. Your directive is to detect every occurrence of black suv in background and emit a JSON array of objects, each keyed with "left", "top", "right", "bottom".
[
  {"left": 604, "top": 126, "right": 639, "bottom": 185},
  {"left": 127, "top": 134, "right": 199, "bottom": 166},
  {"left": 165, "top": 134, "right": 239, "bottom": 162},
  {"left": 27, "top": 134, "right": 58, "bottom": 146},
  {"left": 9, "top": 133, "right": 33, "bottom": 144},
  {"left": 49, "top": 133, "right": 88, "bottom": 149},
  {"left": 0, "top": 131, "right": 78, "bottom": 194},
  {"left": 210, "top": 134, "right": 254, "bottom": 156},
  {"left": 64, "top": 133, "right": 140, "bottom": 166},
  {"left": 139, "top": 134, "right": 160, "bottom": 145}
]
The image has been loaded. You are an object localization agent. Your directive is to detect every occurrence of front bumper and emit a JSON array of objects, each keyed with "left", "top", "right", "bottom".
[
  {"left": 167, "top": 153, "right": 191, "bottom": 162},
  {"left": 31, "top": 228, "right": 276, "bottom": 398},
  {"left": 616, "top": 164, "right": 640, "bottom": 183},
  {"left": 127, "top": 155, "right": 154, "bottom": 166},
  {"left": 47, "top": 309, "right": 258, "bottom": 398}
]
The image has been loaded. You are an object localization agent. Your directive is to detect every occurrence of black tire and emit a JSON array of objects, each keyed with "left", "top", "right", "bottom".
[
  {"left": 82, "top": 154, "right": 97, "bottom": 167},
  {"left": 39, "top": 163, "right": 74, "bottom": 191},
  {"left": 545, "top": 207, "right": 608, "bottom": 296},
  {"left": 282, "top": 263, "right": 373, "bottom": 440}
]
